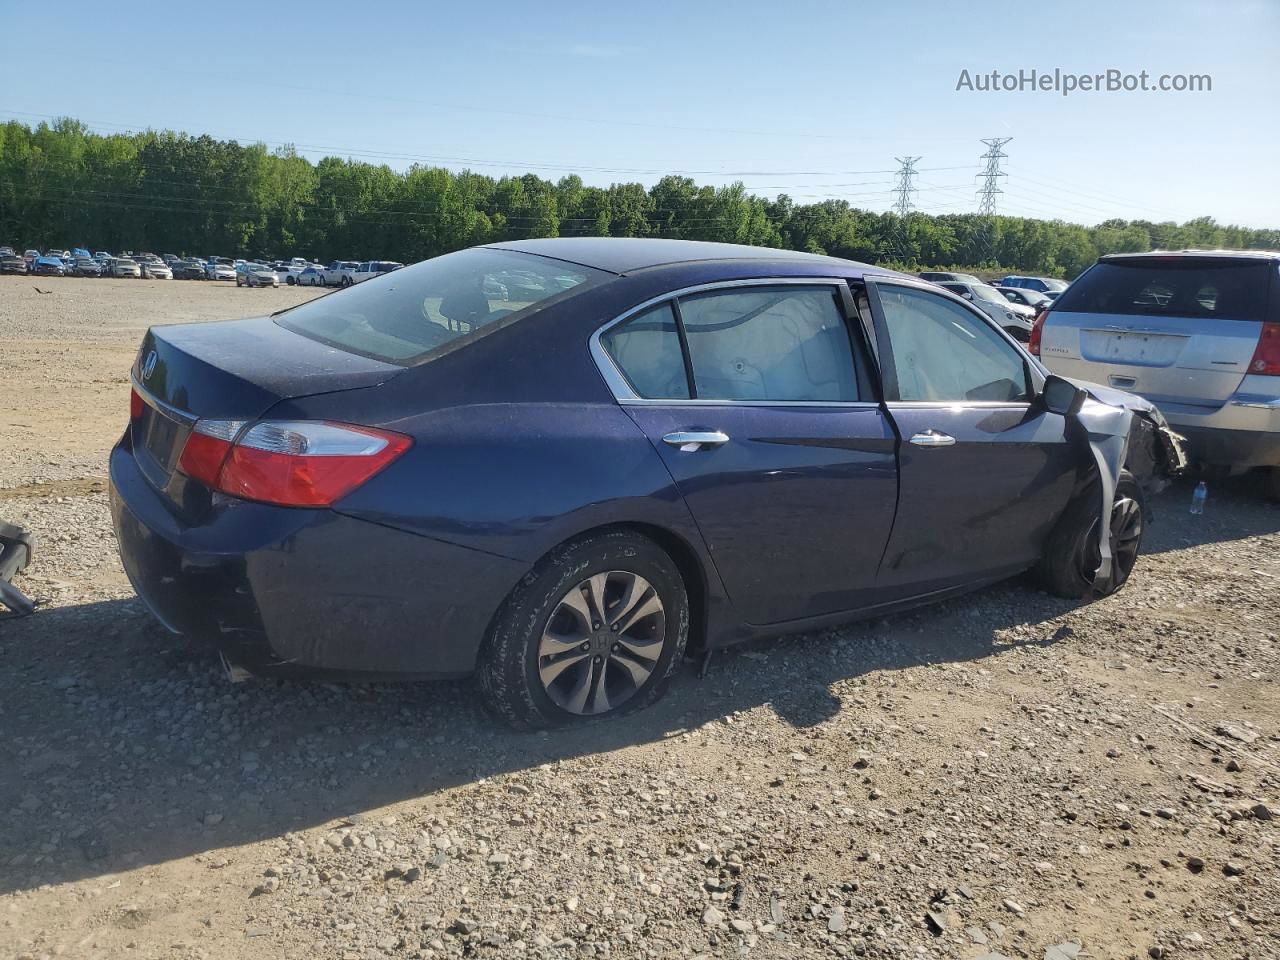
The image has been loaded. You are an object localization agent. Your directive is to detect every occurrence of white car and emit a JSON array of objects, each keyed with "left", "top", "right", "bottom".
[
  {"left": 236, "top": 262, "right": 280, "bottom": 288},
  {"left": 110, "top": 257, "right": 142, "bottom": 279},
  {"left": 140, "top": 260, "right": 172, "bottom": 279},
  {"left": 322, "top": 260, "right": 360, "bottom": 286},
  {"left": 206, "top": 258, "right": 236, "bottom": 281},
  {"left": 296, "top": 265, "right": 327, "bottom": 287},
  {"left": 351, "top": 260, "right": 404, "bottom": 284},
  {"left": 936, "top": 280, "right": 1034, "bottom": 341},
  {"left": 273, "top": 262, "right": 305, "bottom": 286}
]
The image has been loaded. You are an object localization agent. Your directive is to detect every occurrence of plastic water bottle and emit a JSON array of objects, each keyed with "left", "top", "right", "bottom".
[{"left": 1190, "top": 481, "right": 1207, "bottom": 515}]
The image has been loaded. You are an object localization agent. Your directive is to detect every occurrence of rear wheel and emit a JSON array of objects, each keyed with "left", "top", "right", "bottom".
[
  {"left": 1037, "top": 470, "right": 1145, "bottom": 599},
  {"left": 478, "top": 530, "right": 689, "bottom": 728}
]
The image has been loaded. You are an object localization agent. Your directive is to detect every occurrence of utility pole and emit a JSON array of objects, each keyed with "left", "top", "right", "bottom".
[
  {"left": 973, "top": 137, "right": 1011, "bottom": 263},
  {"left": 891, "top": 156, "right": 921, "bottom": 262}
]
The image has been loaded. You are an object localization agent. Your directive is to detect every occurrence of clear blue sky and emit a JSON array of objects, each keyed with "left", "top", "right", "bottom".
[{"left": 2, "top": 0, "right": 1276, "bottom": 228}]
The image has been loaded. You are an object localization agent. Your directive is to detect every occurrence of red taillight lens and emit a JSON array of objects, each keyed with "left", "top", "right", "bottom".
[
  {"left": 177, "top": 419, "right": 244, "bottom": 488},
  {"left": 178, "top": 420, "right": 411, "bottom": 507},
  {"left": 130, "top": 387, "right": 145, "bottom": 420},
  {"left": 1028, "top": 310, "right": 1047, "bottom": 356},
  {"left": 1247, "top": 322, "right": 1280, "bottom": 376}
]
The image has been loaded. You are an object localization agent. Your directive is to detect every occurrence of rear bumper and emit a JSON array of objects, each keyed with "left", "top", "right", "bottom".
[
  {"left": 109, "top": 440, "right": 526, "bottom": 679},
  {"left": 1160, "top": 396, "right": 1280, "bottom": 469}
]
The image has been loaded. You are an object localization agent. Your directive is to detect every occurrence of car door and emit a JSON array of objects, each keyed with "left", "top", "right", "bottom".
[
  {"left": 864, "top": 279, "right": 1078, "bottom": 597},
  {"left": 594, "top": 279, "right": 899, "bottom": 625}
]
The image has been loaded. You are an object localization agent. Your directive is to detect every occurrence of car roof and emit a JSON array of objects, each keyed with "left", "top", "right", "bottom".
[
  {"left": 485, "top": 237, "right": 878, "bottom": 276},
  {"left": 1099, "top": 249, "right": 1280, "bottom": 264}
]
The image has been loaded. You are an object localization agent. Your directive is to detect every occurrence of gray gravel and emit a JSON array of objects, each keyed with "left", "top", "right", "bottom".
[{"left": 2, "top": 275, "right": 1278, "bottom": 960}]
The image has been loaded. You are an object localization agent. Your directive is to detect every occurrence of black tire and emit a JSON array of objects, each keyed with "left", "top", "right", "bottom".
[
  {"left": 1037, "top": 469, "right": 1145, "bottom": 599},
  {"left": 478, "top": 529, "right": 689, "bottom": 728}
]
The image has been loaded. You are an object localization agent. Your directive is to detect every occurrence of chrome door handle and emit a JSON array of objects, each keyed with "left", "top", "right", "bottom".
[
  {"left": 663, "top": 431, "right": 729, "bottom": 452},
  {"left": 909, "top": 430, "right": 956, "bottom": 447}
]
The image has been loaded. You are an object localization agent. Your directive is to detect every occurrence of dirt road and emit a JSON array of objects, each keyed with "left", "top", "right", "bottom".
[{"left": 1, "top": 274, "right": 1277, "bottom": 960}]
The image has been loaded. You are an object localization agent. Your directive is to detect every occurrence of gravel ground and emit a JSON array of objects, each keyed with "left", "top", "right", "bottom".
[{"left": 1, "top": 274, "right": 1278, "bottom": 960}]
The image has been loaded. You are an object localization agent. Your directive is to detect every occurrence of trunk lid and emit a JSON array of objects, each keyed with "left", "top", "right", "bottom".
[
  {"left": 1040, "top": 256, "right": 1275, "bottom": 408},
  {"left": 131, "top": 315, "right": 401, "bottom": 492}
]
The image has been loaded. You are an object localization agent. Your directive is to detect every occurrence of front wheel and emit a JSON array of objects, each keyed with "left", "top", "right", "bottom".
[
  {"left": 478, "top": 530, "right": 689, "bottom": 728},
  {"left": 1037, "top": 469, "right": 1145, "bottom": 599}
]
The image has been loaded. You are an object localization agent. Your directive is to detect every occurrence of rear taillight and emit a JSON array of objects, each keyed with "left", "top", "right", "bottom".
[
  {"left": 177, "top": 419, "right": 246, "bottom": 488},
  {"left": 177, "top": 419, "right": 411, "bottom": 507},
  {"left": 1247, "top": 322, "right": 1280, "bottom": 376},
  {"left": 1028, "top": 310, "right": 1047, "bottom": 356},
  {"left": 129, "top": 387, "right": 145, "bottom": 420}
]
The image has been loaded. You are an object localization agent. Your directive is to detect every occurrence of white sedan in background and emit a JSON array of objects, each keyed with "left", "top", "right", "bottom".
[
  {"left": 140, "top": 260, "right": 172, "bottom": 279},
  {"left": 296, "top": 265, "right": 326, "bottom": 287},
  {"left": 936, "top": 280, "right": 1034, "bottom": 341},
  {"left": 236, "top": 262, "right": 280, "bottom": 287},
  {"left": 274, "top": 262, "right": 305, "bottom": 286}
]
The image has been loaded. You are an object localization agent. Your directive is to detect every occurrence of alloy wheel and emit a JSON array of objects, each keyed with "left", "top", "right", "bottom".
[
  {"left": 537, "top": 570, "right": 666, "bottom": 716},
  {"left": 1086, "top": 494, "right": 1142, "bottom": 591}
]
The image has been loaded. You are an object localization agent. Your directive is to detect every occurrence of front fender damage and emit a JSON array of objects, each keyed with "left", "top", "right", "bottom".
[{"left": 1068, "top": 380, "right": 1187, "bottom": 588}]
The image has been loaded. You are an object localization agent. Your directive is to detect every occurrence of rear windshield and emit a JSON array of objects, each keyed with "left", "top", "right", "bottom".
[
  {"left": 1054, "top": 260, "right": 1273, "bottom": 321},
  {"left": 275, "top": 247, "right": 605, "bottom": 364}
]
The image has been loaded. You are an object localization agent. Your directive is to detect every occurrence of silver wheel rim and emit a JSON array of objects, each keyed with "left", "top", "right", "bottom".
[
  {"left": 1087, "top": 494, "right": 1142, "bottom": 588},
  {"left": 538, "top": 570, "right": 666, "bottom": 716}
]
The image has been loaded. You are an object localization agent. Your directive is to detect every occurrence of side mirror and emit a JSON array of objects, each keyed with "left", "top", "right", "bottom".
[{"left": 1041, "top": 374, "right": 1087, "bottom": 416}]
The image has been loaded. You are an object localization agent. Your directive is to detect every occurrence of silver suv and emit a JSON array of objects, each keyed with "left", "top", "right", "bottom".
[{"left": 1033, "top": 250, "right": 1280, "bottom": 497}]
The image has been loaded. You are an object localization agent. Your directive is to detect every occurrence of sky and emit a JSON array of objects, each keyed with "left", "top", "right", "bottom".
[{"left": 2, "top": 0, "right": 1277, "bottom": 228}]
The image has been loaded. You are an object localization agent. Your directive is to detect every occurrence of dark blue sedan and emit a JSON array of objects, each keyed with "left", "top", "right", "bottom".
[{"left": 110, "top": 239, "right": 1180, "bottom": 726}]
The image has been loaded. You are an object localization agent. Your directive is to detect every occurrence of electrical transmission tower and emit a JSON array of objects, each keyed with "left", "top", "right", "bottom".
[
  {"left": 891, "top": 156, "right": 921, "bottom": 262},
  {"left": 972, "top": 137, "right": 1011, "bottom": 262}
]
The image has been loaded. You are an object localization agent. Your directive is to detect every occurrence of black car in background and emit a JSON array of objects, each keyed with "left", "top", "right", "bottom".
[
  {"left": 173, "top": 259, "right": 207, "bottom": 280},
  {"left": 31, "top": 256, "right": 66, "bottom": 276}
]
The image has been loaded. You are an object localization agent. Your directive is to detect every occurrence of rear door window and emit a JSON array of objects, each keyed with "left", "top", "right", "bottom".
[
  {"left": 600, "top": 304, "right": 690, "bottom": 399},
  {"left": 678, "top": 287, "right": 859, "bottom": 402},
  {"left": 1054, "top": 260, "right": 1272, "bottom": 321}
]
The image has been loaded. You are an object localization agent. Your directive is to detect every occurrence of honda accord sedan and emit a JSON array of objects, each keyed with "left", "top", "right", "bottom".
[{"left": 111, "top": 239, "right": 1181, "bottom": 726}]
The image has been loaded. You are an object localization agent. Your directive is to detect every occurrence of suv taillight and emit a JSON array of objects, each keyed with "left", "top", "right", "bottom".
[
  {"left": 1247, "top": 322, "right": 1280, "bottom": 376},
  {"left": 177, "top": 419, "right": 411, "bottom": 507},
  {"left": 1028, "top": 310, "right": 1047, "bottom": 356}
]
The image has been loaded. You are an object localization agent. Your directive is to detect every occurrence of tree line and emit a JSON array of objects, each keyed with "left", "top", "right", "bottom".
[{"left": 2, "top": 118, "right": 1277, "bottom": 278}]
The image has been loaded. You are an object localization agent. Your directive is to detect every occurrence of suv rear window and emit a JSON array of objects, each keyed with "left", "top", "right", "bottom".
[
  {"left": 1054, "top": 259, "right": 1273, "bottom": 321},
  {"left": 275, "top": 248, "right": 604, "bottom": 364}
]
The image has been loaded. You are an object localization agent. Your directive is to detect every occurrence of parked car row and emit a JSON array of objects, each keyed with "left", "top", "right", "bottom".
[{"left": 0, "top": 246, "right": 404, "bottom": 287}]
